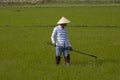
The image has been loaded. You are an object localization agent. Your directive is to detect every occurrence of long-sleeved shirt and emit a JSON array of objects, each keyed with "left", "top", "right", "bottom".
[{"left": 51, "top": 25, "right": 71, "bottom": 47}]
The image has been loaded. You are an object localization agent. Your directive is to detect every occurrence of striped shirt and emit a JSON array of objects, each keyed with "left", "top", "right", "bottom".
[{"left": 51, "top": 25, "right": 71, "bottom": 47}]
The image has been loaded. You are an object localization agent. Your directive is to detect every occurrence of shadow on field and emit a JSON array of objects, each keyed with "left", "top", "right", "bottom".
[
  {"left": 72, "top": 58, "right": 118, "bottom": 67},
  {"left": 95, "top": 58, "right": 118, "bottom": 66}
]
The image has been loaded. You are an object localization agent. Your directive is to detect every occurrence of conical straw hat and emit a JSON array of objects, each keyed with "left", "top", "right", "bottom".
[{"left": 57, "top": 17, "right": 70, "bottom": 24}]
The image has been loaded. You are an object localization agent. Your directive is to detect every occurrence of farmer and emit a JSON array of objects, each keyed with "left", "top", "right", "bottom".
[{"left": 51, "top": 17, "right": 73, "bottom": 66}]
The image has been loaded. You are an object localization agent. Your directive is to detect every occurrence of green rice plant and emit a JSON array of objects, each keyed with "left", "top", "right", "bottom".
[
  {"left": 0, "top": 4, "right": 120, "bottom": 27},
  {"left": 0, "top": 26, "right": 120, "bottom": 80},
  {"left": 0, "top": 4, "right": 120, "bottom": 80}
]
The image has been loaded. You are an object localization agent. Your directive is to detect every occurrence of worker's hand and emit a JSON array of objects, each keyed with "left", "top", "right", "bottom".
[
  {"left": 53, "top": 43, "right": 56, "bottom": 47},
  {"left": 69, "top": 47, "right": 73, "bottom": 51}
]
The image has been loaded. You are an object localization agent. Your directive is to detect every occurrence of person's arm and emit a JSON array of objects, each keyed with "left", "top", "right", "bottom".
[
  {"left": 66, "top": 31, "right": 73, "bottom": 51},
  {"left": 51, "top": 28, "right": 57, "bottom": 45}
]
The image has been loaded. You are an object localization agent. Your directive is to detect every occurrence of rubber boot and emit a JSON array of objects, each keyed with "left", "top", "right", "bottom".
[
  {"left": 56, "top": 56, "right": 61, "bottom": 65},
  {"left": 64, "top": 54, "right": 70, "bottom": 66}
]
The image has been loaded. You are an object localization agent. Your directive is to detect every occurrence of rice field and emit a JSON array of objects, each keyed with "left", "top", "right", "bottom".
[{"left": 0, "top": 4, "right": 120, "bottom": 80}]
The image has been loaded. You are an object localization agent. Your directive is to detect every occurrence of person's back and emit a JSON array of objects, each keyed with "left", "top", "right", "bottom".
[{"left": 51, "top": 25, "right": 70, "bottom": 47}]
